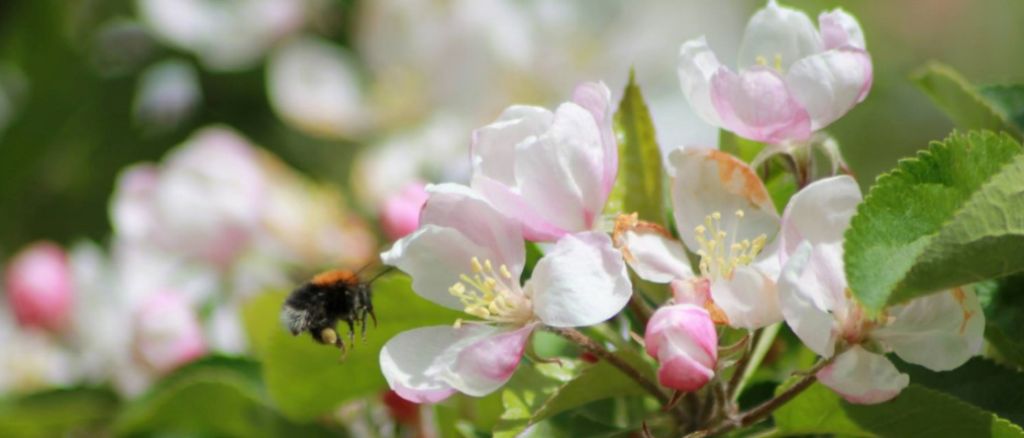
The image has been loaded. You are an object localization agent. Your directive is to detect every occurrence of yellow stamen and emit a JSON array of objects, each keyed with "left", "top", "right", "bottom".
[{"left": 694, "top": 210, "right": 767, "bottom": 279}]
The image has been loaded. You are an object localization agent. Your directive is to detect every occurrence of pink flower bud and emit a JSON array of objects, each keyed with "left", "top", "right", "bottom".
[
  {"left": 4, "top": 242, "right": 73, "bottom": 331},
  {"left": 133, "top": 291, "right": 207, "bottom": 374},
  {"left": 644, "top": 304, "right": 717, "bottom": 392},
  {"left": 379, "top": 182, "right": 429, "bottom": 240}
]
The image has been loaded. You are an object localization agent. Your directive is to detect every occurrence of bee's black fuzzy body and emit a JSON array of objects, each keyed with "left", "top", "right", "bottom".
[{"left": 280, "top": 269, "right": 376, "bottom": 355}]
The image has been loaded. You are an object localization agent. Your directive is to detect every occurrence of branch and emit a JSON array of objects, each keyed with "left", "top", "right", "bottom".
[
  {"left": 546, "top": 327, "right": 669, "bottom": 405},
  {"left": 703, "top": 358, "right": 834, "bottom": 436}
]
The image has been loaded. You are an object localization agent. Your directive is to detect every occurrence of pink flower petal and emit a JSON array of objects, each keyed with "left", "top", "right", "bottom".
[
  {"left": 450, "top": 324, "right": 534, "bottom": 396},
  {"left": 711, "top": 66, "right": 811, "bottom": 144},
  {"left": 645, "top": 304, "right": 717, "bottom": 392},
  {"left": 819, "top": 9, "right": 866, "bottom": 50},
  {"left": 817, "top": 346, "right": 908, "bottom": 405},
  {"left": 786, "top": 48, "right": 873, "bottom": 130},
  {"left": 572, "top": 81, "right": 617, "bottom": 200},
  {"left": 4, "top": 242, "right": 73, "bottom": 332},
  {"left": 379, "top": 182, "right": 429, "bottom": 241}
]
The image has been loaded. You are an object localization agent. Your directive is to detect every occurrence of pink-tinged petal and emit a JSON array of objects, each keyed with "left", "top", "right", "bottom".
[
  {"left": 645, "top": 304, "right": 717, "bottom": 392},
  {"left": 819, "top": 9, "right": 866, "bottom": 50},
  {"left": 133, "top": 291, "right": 207, "bottom": 374},
  {"left": 471, "top": 105, "right": 554, "bottom": 187},
  {"left": 786, "top": 48, "right": 872, "bottom": 130},
  {"left": 571, "top": 81, "right": 617, "bottom": 201},
  {"left": 381, "top": 225, "right": 495, "bottom": 311},
  {"left": 5, "top": 242, "right": 74, "bottom": 332},
  {"left": 419, "top": 184, "right": 525, "bottom": 275},
  {"left": 678, "top": 37, "right": 724, "bottom": 127},
  {"left": 668, "top": 148, "right": 779, "bottom": 253},
  {"left": 379, "top": 182, "right": 429, "bottom": 241},
  {"left": 612, "top": 214, "right": 694, "bottom": 284},
  {"left": 778, "top": 242, "right": 839, "bottom": 357},
  {"left": 671, "top": 277, "right": 711, "bottom": 307},
  {"left": 737, "top": 0, "right": 823, "bottom": 70},
  {"left": 514, "top": 102, "right": 605, "bottom": 235},
  {"left": 380, "top": 325, "right": 495, "bottom": 403},
  {"left": 779, "top": 175, "right": 861, "bottom": 264},
  {"left": 817, "top": 346, "right": 909, "bottom": 405},
  {"left": 530, "top": 232, "right": 632, "bottom": 327},
  {"left": 448, "top": 324, "right": 534, "bottom": 397},
  {"left": 710, "top": 265, "right": 781, "bottom": 329},
  {"left": 711, "top": 66, "right": 811, "bottom": 144},
  {"left": 471, "top": 175, "right": 567, "bottom": 242},
  {"left": 873, "top": 288, "right": 985, "bottom": 371}
]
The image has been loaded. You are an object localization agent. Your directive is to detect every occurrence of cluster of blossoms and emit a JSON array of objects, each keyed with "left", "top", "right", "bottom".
[
  {"left": 378, "top": 0, "right": 983, "bottom": 407},
  {"left": 0, "top": 126, "right": 373, "bottom": 396}
]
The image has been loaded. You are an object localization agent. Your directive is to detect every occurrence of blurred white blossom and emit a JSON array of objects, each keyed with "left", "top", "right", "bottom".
[{"left": 133, "top": 59, "right": 202, "bottom": 130}]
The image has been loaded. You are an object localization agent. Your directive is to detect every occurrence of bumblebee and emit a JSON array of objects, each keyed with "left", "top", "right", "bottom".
[{"left": 280, "top": 268, "right": 387, "bottom": 356}]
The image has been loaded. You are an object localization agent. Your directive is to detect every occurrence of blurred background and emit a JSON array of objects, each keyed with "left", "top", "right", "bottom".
[{"left": 0, "top": 0, "right": 1021, "bottom": 435}]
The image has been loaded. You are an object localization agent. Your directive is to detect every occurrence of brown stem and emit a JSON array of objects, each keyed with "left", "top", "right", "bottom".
[
  {"left": 547, "top": 327, "right": 669, "bottom": 405},
  {"left": 725, "top": 329, "right": 760, "bottom": 399},
  {"left": 628, "top": 293, "right": 653, "bottom": 328},
  {"left": 703, "top": 358, "right": 833, "bottom": 436}
]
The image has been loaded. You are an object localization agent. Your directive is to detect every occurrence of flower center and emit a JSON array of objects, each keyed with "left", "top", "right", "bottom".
[
  {"left": 449, "top": 257, "right": 532, "bottom": 325},
  {"left": 694, "top": 210, "right": 766, "bottom": 280}
]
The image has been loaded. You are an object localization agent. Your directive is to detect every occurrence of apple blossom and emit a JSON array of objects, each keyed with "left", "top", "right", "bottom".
[
  {"left": 132, "top": 291, "right": 207, "bottom": 375},
  {"left": 133, "top": 59, "right": 201, "bottom": 130},
  {"left": 4, "top": 241, "right": 73, "bottom": 332},
  {"left": 379, "top": 182, "right": 430, "bottom": 241},
  {"left": 470, "top": 82, "right": 617, "bottom": 242},
  {"left": 0, "top": 311, "right": 76, "bottom": 393},
  {"left": 778, "top": 176, "right": 984, "bottom": 404},
  {"left": 645, "top": 304, "right": 718, "bottom": 392},
  {"left": 678, "top": 0, "right": 872, "bottom": 144},
  {"left": 614, "top": 148, "right": 782, "bottom": 329},
  {"left": 379, "top": 184, "right": 631, "bottom": 402}
]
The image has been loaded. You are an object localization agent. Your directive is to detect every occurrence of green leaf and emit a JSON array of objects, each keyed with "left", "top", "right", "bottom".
[
  {"left": 893, "top": 357, "right": 1024, "bottom": 426},
  {"left": 605, "top": 70, "right": 664, "bottom": 224},
  {"left": 0, "top": 387, "right": 119, "bottom": 437},
  {"left": 530, "top": 350, "right": 654, "bottom": 424},
  {"left": 774, "top": 382, "right": 1024, "bottom": 437},
  {"left": 976, "top": 274, "right": 1024, "bottom": 367},
  {"left": 494, "top": 362, "right": 571, "bottom": 438},
  {"left": 980, "top": 85, "right": 1024, "bottom": 132},
  {"left": 244, "top": 275, "right": 461, "bottom": 420},
  {"left": 718, "top": 130, "right": 766, "bottom": 163},
  {"left": 912, "top": 63, "right": 1020, "bottom": 136},
  {"left": 844, "top": 130, "right": 1024, "bottom": 313}
]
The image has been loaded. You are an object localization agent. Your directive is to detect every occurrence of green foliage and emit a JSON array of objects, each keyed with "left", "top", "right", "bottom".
[
  {"left": 774, "top": 382, "right": 1024, "bottom": 437},
  {"left": 976, "top": 274, "right": 1024, "bottom": 367},
  {"left": 605, "top": 70, "right": 664, "bottom": 224},
  {"left": 530, "top": 350, "right": 653, "bottom": 423},
  {"left": 0, "top": 387, "right": 119, "bottom": 437},
  {"left": 844, "top": 130, "right": 1024, "bottom": 313},
  {"left": 242, "top": 275, "right": 461, "bottom": 420},
  {"left": 719, "top": 130, "right": 766, "bottom": 163},
  {"left": 912, "top": 63, "right": 1021, "bottom": 136},
  {"left": 893, "top": 357, "right": 1024, "bottom": 426},
  {"left": 981, "top": 85, "right": 1024, "bottom": 132}
]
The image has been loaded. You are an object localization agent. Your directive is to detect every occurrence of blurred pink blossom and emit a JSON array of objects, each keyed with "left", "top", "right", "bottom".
[
  {"left": 379, "top": 182, "right": 429, "bottom": 241},
  {"left": 132, "top": 291, "right": 207, "bottom": 375},
  {"left": 4, "top": 241, "right": 73, "bottom": 332}
]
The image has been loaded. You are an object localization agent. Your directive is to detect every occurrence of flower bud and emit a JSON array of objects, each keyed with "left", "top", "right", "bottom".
[
  {"left": 644, "top": 304, "right": 717, "bottom": 392},
  {"left": 133, "top": 291, "right": 206, "bottom": 374},
  {"left": 379, "top": 182, "right": 429, "bottom": 240},
  {"left": 4, "top": 242, "right": 73, "bottom": 332}
]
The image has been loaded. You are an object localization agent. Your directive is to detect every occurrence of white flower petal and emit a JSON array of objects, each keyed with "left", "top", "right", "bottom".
[
  {"left": 817, "top": 346, "right": 909, "bottom": 405},
  {"left": 612, "top": 216, "right": 694, "bottom": 283},
  {"left": 571, "top": 81, "right": 617, "bottom": 200},
  {"left": 446, "top": 323, "right": 534, "bottom": 397},
  {"left": 471, "top": 105, "right": 554, "bottom": 186},
  {"left": 819, "top": 9, "right": 866, "bottom": 50},
  {"left": 710, "top": 265, "right": 781, "bottom": 329},
  {"left": 420, "top": 184, "right": 525, "bottom": 275},
  {"left": 778, "top": 241, "right": 838, "bottom": 357},
  {"left": 678, "top": 37, "right": 724, "bottom": 127},
  {"left": 668, "top": 148, "right": 779, "bottom": 252},
  {"left": 779, "top": 175, "right": 861, "bottom": 263},
  {"left": 737, "top": 0, "right": 823, "bottom": 70},
  {"left": 530, "top": 232, "right": 632, "bottom": 327},
  {"left": 380, "top": 324, "right": 493, "bottom": 403},
  {"left": 514, "top": 103, "right": 605, "bottom": 233},
  {"left": 786, "top": 48, "right": 872, "bottom": 130},
  {"left": 873, "top": 288, "right": 985, "bottom": 371},
  {"left": 381, "top": 225, "right": 492, "bottom": 311}
]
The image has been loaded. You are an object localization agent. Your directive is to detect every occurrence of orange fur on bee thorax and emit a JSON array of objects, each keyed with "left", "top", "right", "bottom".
[{"left": 310, "top": 269, "right": 358, "bottom": 287}]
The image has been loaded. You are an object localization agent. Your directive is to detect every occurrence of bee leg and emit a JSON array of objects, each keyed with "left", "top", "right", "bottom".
[
  {"left": 346, "top": 319, "right": 356, "bottom": 346},
  {"left": 368, "top": 308, "right": 378, "bottom": 328},
  {"left": 360, "top": 311, "right": 368, "bottom": 341}
]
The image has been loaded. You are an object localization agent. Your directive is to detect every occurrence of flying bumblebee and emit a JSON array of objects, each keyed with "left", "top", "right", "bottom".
[{"left": 280, "top": 267, "right": 389, "bottom": 357}]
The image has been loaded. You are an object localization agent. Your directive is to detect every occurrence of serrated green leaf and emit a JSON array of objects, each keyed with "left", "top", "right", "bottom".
[
  {"left": 774, "top": 382, "right": 1024, "bottom": 437},
  {"left": 0, "top": 387, "right": 119, "bottom": 437},
  {"left": 893, "top": 357, "right": 1024, "bottom": 426},
  {"left": 494, "top": 362, "right": 569, "bottom": 437},
  {"left": 980, "top": 85, "right": 1024, "bottom": 131},
  {"left": 912, "top": 63, "right": 1020, "bottom": 136},
  {"left": 529, "top": 350, "right": 654, "bottom": 424},
  {"left": 844, "top": 130, "right": 1024, "bottom": 312},
  {"left": 243, "top": 275, "right": 461, "bottom": 420},
  {"left": 605, "top": 70, "right": 664, "bottom": 224}
]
